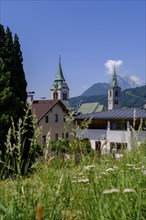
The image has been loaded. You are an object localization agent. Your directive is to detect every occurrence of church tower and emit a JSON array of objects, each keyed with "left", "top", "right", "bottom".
[
  {"left": 50, "top": 57, "right": 69, "bottom": 106},
  {"left": 108, "top": 66, "right": 121, "bottom": 110}
]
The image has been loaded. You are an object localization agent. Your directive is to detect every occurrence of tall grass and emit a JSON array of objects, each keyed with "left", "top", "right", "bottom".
[
  {"left": 0, "top": 112, "right": 146, "bottom": 219},
  {"left": 0, "top": 143, "right": 146, "bottom": 219},
  {"left": 0, "top": 107, "right": 42, "bottom": 179}
]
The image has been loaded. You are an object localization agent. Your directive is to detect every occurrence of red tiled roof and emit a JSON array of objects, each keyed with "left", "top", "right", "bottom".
[{"left": 32, "top": 99, "right": 58, "bottom": 121}]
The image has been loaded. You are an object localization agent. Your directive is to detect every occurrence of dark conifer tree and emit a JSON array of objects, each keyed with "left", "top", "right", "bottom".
[
  {"left": 0, "top": 25, "right": 39, "bottom": 178},
  {"left": 12, "top": 34, "right": 27, "bottom": 103}
]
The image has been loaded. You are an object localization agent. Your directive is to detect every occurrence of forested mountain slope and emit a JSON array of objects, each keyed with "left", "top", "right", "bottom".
[{"left": 69, "top": 85, "right": 146, "bottom": 109}]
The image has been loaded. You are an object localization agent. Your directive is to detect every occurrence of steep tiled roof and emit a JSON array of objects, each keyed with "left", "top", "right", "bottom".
[
  {"left": 77, "top": 102, "right": 104, "bottom": 115},
  {"left": 76, "top": 108, "right": 146, "bottom": 120},
  {"left": 32, "top": 99, "right": 68, "bottom": 122}
]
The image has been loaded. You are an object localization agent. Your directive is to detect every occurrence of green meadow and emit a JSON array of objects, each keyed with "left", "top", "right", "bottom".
[{"left": 0, "top": 144, "right": 146, "bottom": 220}]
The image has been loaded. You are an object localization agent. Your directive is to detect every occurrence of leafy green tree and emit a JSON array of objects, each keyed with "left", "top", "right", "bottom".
[{"left": 50, "top": 139, "right": 70, "bottom": 159}]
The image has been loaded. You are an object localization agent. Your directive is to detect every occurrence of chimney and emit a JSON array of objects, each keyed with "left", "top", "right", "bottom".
[{"left": 27, "top": 91, "right": 35, "bottom": 104}]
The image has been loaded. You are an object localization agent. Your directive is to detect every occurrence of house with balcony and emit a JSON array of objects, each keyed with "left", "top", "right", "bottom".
[
  {"left": 76, "top": 108, "right": 146, "bottom": 153},
  {"left": 75, "top": 67, "right": 146, "bottom": 153}
]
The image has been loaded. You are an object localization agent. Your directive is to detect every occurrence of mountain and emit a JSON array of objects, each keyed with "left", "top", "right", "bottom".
[
  {"left": 82, "top": 83, "right": 109, "bottom": 96},
  {"left": 121, "top": 85, "right": 146, "bottom": 108},
  {"left": 69, "top": 85, "right": 146, "bottom": 109},
  {"left": 116, "top": 75, "right": 142, "bottom": 90},
  {"left": 82, "top": 75, "right": 143, "bottom": 97}
]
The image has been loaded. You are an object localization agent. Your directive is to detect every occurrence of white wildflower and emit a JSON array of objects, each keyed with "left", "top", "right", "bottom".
[
  {"left": 123, "top": 188, "right": 135, "bottom": 193},
  {"left": 106, "top": 168, "right": 115, "bottom": 172},
  {"left": 78, "top": 172, "right": 84, "bottom": 176},
  {"left": 102, "top": 189, "right": 120, "bottom": 194},
  {"left": 97, "top": 176, "right": 101, "bottom": 179},
  {"left": 72, "top": 178, "right": 89, "bottom": 183},
  {"left": 106, "top": 166, "right": 118, "bottom": 172},
  {"left": 115, "top": 153, "right": 123, "bottom": 159},
  {"left": 133, "top": 167, "right": 141, "bottom": 170},
  {"left": 142, "top": 170, "right": 146, "bottom": 175},
  {"left": 101, "top": 172, "right": 106, "bottom": 175},
  {"left": 84, "top": 165, "right": 95, "bottom": 170},
  {"left": 56, "top": 175, "right": 63, "bottom": 195},
  {"left": 125, "top": 164, "right": 135, "bottom": 167}
]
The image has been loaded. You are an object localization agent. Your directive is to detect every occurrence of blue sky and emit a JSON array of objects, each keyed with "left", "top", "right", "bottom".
[{"left": 1, "top": 0, "right": 145, "bottom": 98}]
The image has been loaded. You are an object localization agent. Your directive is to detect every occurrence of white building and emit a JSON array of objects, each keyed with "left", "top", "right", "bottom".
[
  {"left": 76, "top": 108, "right": 146, "bottom": 153},
  {"left": 75, "top": 68, "right": 146, "bottom": 153}
]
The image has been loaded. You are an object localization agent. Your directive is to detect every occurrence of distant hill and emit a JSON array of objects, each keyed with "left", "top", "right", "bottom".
[
  {"left": 69, "top": 85, "right": 146, "bottom": 109},
  {"left": 82, "top": 83, "right": 109, "bottom": 96},
  {"left": 121, "top": 85, "right": 146, "bottom": 108}
]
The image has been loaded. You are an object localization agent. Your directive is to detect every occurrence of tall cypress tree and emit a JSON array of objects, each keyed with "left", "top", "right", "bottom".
[
  {"left": 0, "top": 25, "right": 38, "bottom": 178},
  {"left": 12, "top": 34, "right": 27, "bottom": 103},
  {"left": 0, "top": 26, "right": 14, "bottom": 157}
]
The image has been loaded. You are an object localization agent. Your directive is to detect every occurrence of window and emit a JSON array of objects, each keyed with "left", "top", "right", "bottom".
[
  {"left": 109, "top": 90, "right": 112, "bottom": 97},
  {"left": 114, "top": 100, "right": 118, "bottom": 105},
  {"left": 66, "top": 132, "right": 69, "bottom": 139},
  {"left": 45, "top": 115, "right": 49, "bottom": 123},
  {"left": 63, "top": 92, "right": 67, "bottom": 100},
  {"left": 55, "top": 133, "right": 58, "bottom": 140},
  {"left": 95, "top": 141, "right": 101, "bottom": 154},
  {"left": 53, "top": 92, "right": 58, "bottom": 100},
  {"left": 110, "top": 121, "right": 127, "bottom": 130},
  {"left": 42, "top": 135, "right": 46, "bottom": 144},
  {"left": 115, "top": 91, "right": 118, "bottom": 97},
  {"left": 55, "top": 114, "right": 58, "bottom": 122},
  {"left": 62, "top": 133, "right": 64, "bottom": 138},
  {"left": 110, "top": 142, "right": 127, "bottom": 153},
  {"left": 63, "top": 115, "right": 66, "bottom": 122}
]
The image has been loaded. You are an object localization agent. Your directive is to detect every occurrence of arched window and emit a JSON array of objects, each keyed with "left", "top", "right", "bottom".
[
  {"left": 53, "top": 92, "right": 58, "bottom": 100},
  {"left": 109, "top": 90, "right": 112, "bottom": 97},
  {"left": 115, "top": 91, "right": 118, "bottom": 97},
  {"left": 62, "top": 92, "right": 67, "bottom": 100}
]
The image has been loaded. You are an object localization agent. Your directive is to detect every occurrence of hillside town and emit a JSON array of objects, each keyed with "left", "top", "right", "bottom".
[{"left": 29, "top": 58, "right": 146, "bottom": 155}]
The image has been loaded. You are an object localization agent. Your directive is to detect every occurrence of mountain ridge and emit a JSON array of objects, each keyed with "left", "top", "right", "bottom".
[
  {"left": 69, "top": 85, "right": 146, "bottom": 109},
  {"left": 81, "top": 75, "right": 143, "bottom": 97}
]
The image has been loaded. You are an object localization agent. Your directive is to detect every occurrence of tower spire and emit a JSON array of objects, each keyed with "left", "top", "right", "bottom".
[
  {"left": 108, "top": 64, "right": 121, "bottom": 110},
  {"left": 111, "top": 64, "right": 118, "bottom": 87},
  {"left": 50, "top": 58, "right": 69, "bottom": 106},
  {"left": 59, "top": 54, "right": 61, "bottom": 63}
]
